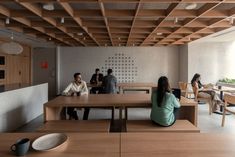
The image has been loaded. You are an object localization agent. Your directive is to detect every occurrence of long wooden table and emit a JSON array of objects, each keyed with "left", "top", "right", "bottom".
[
  {"left": 1, "top": 132, "right": 235, "bottom": 157},
  {"left": 87, "top": 82, "right": 158, "bottom": 94},
  {"left": 121, "top": 133, "right": 235, "bottom": 157},
  {"left": 0, "top": 133, "right": 119, "bottom": 157},
  {"left": 118, "top": 82, "right": 157, "bottom": 94},
  {"left": 44, "top": 94, "right": 197, "bottom": 126}
]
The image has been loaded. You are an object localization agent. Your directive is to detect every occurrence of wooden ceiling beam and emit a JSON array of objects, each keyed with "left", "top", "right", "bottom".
[
  {"left": 159, "top": 1, "right": 224, "bottom": 45},
  {"left": 99, "top": 0, "right": 114, "bottom": 46},
  {"left": 42, "top": 10, "right": 70, "bottom": 17},
  {"left": 14, "top": 1, "right": 82, "bottom": 46},
  {"left": 140, "top": 2, "right": 180, "bottom": 46},
  {"left": 171, "top": 3, "right": 235, "bottom": 45},
  {"left": 58, "top": 1, "right": 100, "bottom": 46},
  {"left": 126, "top": 0, "right": 142, "bottom": 46},
  {"left": 0, "top": 4, "right": 70, "bottom": 46},
  {"left": 74, "top": 10, "right": 102, "bottom": 17},
  {"left": 137, "top": 9, "right": 166, "bottom": 17},
  {"left": 31, "top": 21, "right": 53, "bottom": 27}
]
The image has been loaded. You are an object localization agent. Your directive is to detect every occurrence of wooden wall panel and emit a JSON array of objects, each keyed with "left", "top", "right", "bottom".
[{"left": 0, "top": 38, "right": 31, "bottom": 85}]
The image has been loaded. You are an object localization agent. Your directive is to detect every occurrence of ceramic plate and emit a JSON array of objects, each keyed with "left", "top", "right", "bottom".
[{"left": 32, "top": 133, "right": 67, "bottom": 151}]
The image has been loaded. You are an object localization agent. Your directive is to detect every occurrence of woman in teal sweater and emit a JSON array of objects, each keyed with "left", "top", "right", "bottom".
[{"left": 151, "top": 76, "right": 180, "bottom": 126}]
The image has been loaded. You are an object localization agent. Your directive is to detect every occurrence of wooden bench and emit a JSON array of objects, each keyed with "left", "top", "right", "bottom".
[
  {"left": 37, "top": 120, "right": 110, "bottom": 132},
  {"left": 127, "top": 120, "right": 200, "bottom": 133}
]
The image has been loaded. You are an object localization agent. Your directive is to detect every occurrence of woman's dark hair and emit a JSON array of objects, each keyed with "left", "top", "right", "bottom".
[
  {"left": 191, "top": 73, "right": 201, "bottom": 87},
  {"left": 157, "top": 76, "right": 171, "bottom": 107}
]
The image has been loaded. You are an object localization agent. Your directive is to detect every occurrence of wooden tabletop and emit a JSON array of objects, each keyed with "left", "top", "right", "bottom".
[
  {"left": 0, "top": 133, "right": 119, "bottom": 157},
  {"left": 44, "top": 94, "right": 196, "bottom": 108},
  {"left": 118, "top": 82, "right": 157, "bottom": 88},
  {"left": 87, "top": 82, "right": 158, "bottom": 88},
  {"left": 121, "top": 133, "right": 235, "bottom": 157}
]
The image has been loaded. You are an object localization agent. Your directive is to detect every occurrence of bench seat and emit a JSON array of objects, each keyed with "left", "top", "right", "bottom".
[
  {"left": 37, "top": 120, "right": 110, "bottom": 132},
  {"left": 126, "top": 120, "right": 200, "bottom": 133}
]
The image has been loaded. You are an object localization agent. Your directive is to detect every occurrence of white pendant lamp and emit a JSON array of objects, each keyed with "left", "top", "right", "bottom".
[{"left": 0, "top": 33, "right": 23, "bottom": 55}]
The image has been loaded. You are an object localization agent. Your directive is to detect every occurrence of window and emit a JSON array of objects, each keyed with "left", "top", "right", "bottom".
[
  {"left": 0, "top": 70, "right": 5, "bottom": 79},
  {"left": 0, "top": 56, "right": 5, "bottom": 65}
]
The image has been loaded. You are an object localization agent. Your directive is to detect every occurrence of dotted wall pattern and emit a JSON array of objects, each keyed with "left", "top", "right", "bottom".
[{"left": 101, "top": 53, "right": 138, "bottom": 83}]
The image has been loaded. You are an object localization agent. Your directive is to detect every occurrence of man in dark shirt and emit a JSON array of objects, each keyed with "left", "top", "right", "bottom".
[
  {"left": 90, "top": 68, "right": 103, "bottom": 94},
  {"left": 102, "top": 69, "right": 117, "bottom": 94}
]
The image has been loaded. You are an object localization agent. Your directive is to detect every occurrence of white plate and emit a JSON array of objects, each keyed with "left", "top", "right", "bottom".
[{"left": 32, "top": 133, "right": 68, "bottom": 151}]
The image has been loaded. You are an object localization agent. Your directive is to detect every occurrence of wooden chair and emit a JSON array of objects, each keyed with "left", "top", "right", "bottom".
[
  {"left": 192, "top": 83, "right": 213, "bottom": 115},
  {"left": 221, "top": 94, "right": 235, "bottom": 127},
  {"left": 178, "top": 82, "right": 194, "bottom": 98}
]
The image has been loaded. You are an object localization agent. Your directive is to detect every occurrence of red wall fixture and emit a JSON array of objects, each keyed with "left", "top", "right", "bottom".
[{"left": 40, "top": 61, "right": 48, "bottom": 69}]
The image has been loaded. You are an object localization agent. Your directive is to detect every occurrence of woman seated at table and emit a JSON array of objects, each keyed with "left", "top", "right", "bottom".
[
  {"left": 151, "top": 76, "right": 180, "bottom": 127},
  {"left": 191, "top": 73, "right": 222, "bottom": 112},
  {"left": 62, "top": 72, "right": 88, "bottom": 120}
]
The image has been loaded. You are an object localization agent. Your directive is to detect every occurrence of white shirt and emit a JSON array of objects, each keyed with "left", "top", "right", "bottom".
[{"left": 62, "top": 80, "right": 88, "bottom": 96}]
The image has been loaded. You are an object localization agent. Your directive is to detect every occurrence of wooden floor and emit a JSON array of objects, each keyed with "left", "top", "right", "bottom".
[{"left": 14, "top": 104, "right": 235, "bottom": 133}]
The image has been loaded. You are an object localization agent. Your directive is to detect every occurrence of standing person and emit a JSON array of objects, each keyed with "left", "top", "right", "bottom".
[
  {"left": 191, "top": 73, "right": 222, "bottom": 112},
  {"left": 90, "top": 68, "right": 103, "bottom": 94},
  {"left": 151, "top": 76, "right": 180, "bottom": 127},
  {"left": 102, "top": 69, "right": 117, "bottom": 94},
  {"left": 62, "top": 73, "right": 88, "bottom": 120}
]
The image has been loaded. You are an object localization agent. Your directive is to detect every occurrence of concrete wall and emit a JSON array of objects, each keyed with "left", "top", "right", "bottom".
[
  {"left": 179, "top": 45, "right": 188, "bottom": 82},
  {"left": 0, "top": 83, "right": 48, "bottom": 132},
  {"left": 188, "top": 41, "right": 235, "bottom": 84},
  {"left": 57, "top": 46, "right": 180, "bottom": 93},
  {"left": 33, "top": 47, "right": 56, "bottom": 99}
]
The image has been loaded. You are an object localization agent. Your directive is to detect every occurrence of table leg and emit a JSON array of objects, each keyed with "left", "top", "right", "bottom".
[
  {"left": 119, "top": 107, "right": 123, "bottom": 121},
  {"left": 125, "top": 107, "right": 128, "bottom": 120},
  {"left": 111, "top": 106, "right": 115, "bottom": 120},
  {"left": 220, "top": 91, "right": 224, "bottom": 112}
]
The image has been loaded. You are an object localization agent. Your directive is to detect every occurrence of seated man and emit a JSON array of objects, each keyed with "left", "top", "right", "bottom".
[
  {"left": 62, "top": 73, "right": 88, "bottom": 120},
  {"left": 90, "top": 68, "right": 103, "bottom": 94},
  {"left": 102, "top": 69, "right": 117, "bottom": 94}
]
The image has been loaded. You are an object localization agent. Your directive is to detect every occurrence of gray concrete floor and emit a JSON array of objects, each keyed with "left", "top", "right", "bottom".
[{"left": 14, "top": 104, "right": 235, "bottom": 133}]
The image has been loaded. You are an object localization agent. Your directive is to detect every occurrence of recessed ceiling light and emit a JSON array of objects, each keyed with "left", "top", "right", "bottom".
[
  {"left": 43, "top": 3, "right": 54, "bottom": 11},
  {"left": 77, "top": 32, "right": 83, "bottom": 36},
  {"left": 185, "top": 3, "right": 197, "bottom": 10},
  {"left": 156, "top": 33, "right": 162, "bottom": 36}
]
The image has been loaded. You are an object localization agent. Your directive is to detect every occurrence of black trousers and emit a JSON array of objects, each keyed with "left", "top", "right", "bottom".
[
  {"left": 152, "top": 108, "right": 180, "bottom": 127},
  {"left": 83, "top": 107, "right": 90, "bottom": 120},
  {"left": 67, "top": 107, "right": 78, "bottom": 120},
  {"left": 90, "top": 87, "right": 103, "bottom": 94}
]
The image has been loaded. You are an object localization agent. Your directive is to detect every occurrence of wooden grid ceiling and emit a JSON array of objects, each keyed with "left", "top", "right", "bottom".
[{"left": 1, "top": 0, "right": 235, "bottom": 47}]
